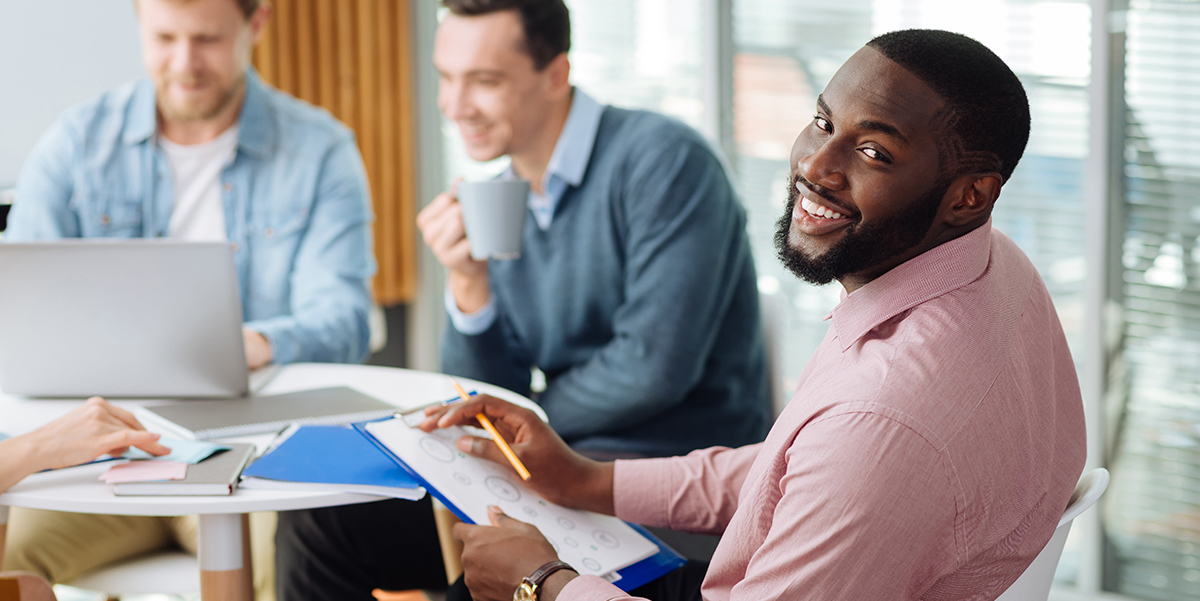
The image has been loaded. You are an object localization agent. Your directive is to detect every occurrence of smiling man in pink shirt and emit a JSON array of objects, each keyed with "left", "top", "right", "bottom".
[{"left": 419, "top": 29, "right": 1087, "bottom": 601}]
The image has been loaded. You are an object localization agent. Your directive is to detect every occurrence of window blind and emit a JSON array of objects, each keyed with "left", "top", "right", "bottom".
[{"left": 1105, "top": 2, "right": 1200, "bottom": 598}]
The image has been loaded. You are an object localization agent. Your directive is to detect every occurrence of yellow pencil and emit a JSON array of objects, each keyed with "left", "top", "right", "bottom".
[{"left": 452, "top": 379, "right": 531, "bottom": 481}]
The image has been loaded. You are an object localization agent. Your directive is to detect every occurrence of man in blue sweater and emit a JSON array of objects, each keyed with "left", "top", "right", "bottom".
[
  {"left": 421, "top": 0, "right": 768, "bottom": 459},
  {"left": 273, "top": 0, "right": 769, "bottom": 598}
]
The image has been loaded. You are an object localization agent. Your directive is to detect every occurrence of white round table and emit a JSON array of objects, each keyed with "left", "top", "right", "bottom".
[{"left": 0, "top": 363, "right": 540, "bottom": 601}]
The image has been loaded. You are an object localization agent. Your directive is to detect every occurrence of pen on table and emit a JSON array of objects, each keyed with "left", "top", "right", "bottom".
[
  {"left": 451, "top": 379, "right": 532, "bottom": 481},
  {"left": 396, "top": 390, "right": 477, "bottom": 426},
  {"left": 261, "top": 423, "right": 300, "bottom": 457}
]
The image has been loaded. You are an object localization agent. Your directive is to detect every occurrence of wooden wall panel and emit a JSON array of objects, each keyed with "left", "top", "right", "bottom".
[{"left": 253, "top": 0, "right": 418, "bottom": 305}]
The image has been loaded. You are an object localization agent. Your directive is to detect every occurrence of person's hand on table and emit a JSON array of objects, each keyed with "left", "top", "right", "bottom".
[
  {"left": 416, "top": 179, "right": 491, "bottom": 313},
  {"left": 21, "top": 397, "right": 171, "bottom": 469},
  {"left": 0, "top": 397, "right": 171, "bottom": 492},
  {"left": 243, "top": 328, "right": 273, "bottom": 370}
]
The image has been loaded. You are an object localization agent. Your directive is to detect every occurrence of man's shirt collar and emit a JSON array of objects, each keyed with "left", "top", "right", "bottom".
[
  {"left": 546, "top": 87, "right": 603, "bottom": 189},
  {"left": 829, "top": 219, "right": 995, "bottom": 351},
  {"left": 123, "top": 69, "right": 274, "bottom": 158},
  {"left": 505, "top": 87, "right": 604, "bottom": 229}
]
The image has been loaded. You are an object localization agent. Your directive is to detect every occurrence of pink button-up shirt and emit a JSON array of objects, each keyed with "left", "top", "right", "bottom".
[{"left": 561, "top": 221, "right": 1087, "bottom": 600}]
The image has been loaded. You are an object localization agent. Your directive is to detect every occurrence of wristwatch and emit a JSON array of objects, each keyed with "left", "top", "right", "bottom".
[{"left": 513, "top": 560, "right": 576, "bottom": 601}]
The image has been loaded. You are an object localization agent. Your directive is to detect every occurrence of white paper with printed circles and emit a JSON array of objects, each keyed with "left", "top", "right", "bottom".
[{"left": 364, "top": 419, "right": 658, "bottom": 577}]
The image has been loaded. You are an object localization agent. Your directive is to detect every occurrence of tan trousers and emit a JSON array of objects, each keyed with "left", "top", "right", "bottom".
[{"left": 2, "top": 508, "right": 277, "bottom": 601}]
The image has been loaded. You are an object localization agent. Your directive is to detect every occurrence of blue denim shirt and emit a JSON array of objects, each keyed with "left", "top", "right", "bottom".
[{"left": 6, "top": 70, "right": 377, "bottom": 365}]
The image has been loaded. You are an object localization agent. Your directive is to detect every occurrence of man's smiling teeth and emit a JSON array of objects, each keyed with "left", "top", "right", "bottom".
[{"left": 800, "top": 196, "right": 846, "bottom": 220}]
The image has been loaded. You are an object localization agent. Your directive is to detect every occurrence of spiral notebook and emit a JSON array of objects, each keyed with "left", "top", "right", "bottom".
[{"left": 135, "top": 387, "right": 396, "bottom": 440}]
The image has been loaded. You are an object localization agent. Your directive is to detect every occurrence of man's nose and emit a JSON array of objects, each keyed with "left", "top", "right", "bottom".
[
  {"left": 439, "top": 82, "right": 472, "bottom": 120},
  {"left": 796, "top": 141, "right": 848, "bottom": 192},
  {"left": 169, "top": 39, "right": 201, "bottom": 76}
]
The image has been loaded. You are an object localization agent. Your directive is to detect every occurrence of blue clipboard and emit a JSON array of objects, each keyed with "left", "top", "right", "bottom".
[{"left": 353, "top": 417, "right": 685, "bottom": 591}]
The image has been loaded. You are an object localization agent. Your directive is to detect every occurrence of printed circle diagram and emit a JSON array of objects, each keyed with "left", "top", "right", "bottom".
[
  {"left": 557, "top": 517, "right": 575, "bottom": 530},
  {"left": 485, "top": 476, "right": 521, "bottom": 501},
  {"left": 420, "top": 437, "right": 455, "bottom": 463},
  {"left": 453, "top": 472, "right": 472, "bottom": 486},
  {"left": 581, "top": 558, "right": 601, "bottom": 572},
  {"left": 592, "top": 530, "right": 619, "bottom": 548}
]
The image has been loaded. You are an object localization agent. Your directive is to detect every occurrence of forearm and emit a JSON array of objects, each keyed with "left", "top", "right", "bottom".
[
  {"left": 555, "top": 459, "right": 615, "bottom": 516},
  {"left": 0, "top": 436, "right": 47, "bottom": 493},
  {"left": 449, "top": 271, "right": 491, "bottom": 314}
]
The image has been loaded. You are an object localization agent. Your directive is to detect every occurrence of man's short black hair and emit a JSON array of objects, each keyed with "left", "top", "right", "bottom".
[
  {"left": 867, "top": 29, "right": 1031, "bottom": 183},
  {"left": 442, "top": 0, "right": 570, "bottom": 71}
]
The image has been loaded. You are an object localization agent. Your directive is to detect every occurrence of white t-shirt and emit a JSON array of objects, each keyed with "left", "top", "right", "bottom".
[{"left": 160, "top": 126, "right": 239, "bottom": 241}]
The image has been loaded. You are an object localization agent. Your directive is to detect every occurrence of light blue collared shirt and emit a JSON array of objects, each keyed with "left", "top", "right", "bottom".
[{"left": 447, "top": 88, "right": 605, "bottom": 334}]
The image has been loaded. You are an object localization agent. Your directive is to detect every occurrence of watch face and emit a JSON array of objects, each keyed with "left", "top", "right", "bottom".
[{"left": 514, "top": 581, "right": 537, "bottom": 601}]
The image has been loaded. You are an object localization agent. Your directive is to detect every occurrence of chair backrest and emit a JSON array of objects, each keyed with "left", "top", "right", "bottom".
[
  {"left": 0, "top": 572, "right": 58, "bottom": 601},
  {"left": 758, "top": 288, "right": 790, "bottom": 419},
  {"left": 994, "top": 468, "right": 1111, "bottom": 601}
]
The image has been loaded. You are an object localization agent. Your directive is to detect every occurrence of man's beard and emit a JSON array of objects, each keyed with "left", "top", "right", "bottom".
[
  {"left": 157, "top": 73, "right": 245, "bottom": 123},
  {"left": 774, "top": 175, "right": 948, "bottom": 285}
]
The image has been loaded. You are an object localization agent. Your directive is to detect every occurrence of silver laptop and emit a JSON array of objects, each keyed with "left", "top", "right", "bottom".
[{"left": 0, "top": 240, "right": 249, "bottom": 398}]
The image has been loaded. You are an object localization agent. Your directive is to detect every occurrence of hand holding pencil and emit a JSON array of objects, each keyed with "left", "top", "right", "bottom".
[
  {"left": 418, "top": 388, "right": 618, "bottom": 516},
  {"left": 451, "top": 380, "right": 531, "bottom": 480}
]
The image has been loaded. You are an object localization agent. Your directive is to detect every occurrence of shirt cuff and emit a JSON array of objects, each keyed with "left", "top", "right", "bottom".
[
  {"left": 558, "top": 574, "right": 643, "bottom": 601},
  {"left": 249, "top": 321, "right": 297, "bottom": 365},
  {"left": 444, "top": 284, "right": 497, "bottom": 335}
]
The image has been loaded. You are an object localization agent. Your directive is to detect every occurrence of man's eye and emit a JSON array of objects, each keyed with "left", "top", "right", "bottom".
[
  {"left": 860, "top": 147, "right": 891, "bottom": 163},
  {"left": 813, "top": 116, "right": 832, "bottom": 132}
]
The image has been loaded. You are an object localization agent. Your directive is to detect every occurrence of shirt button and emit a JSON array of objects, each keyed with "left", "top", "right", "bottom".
[
  {"left": 265, "top": 228, "right": 275, "bottom": 237},
  {"left": 100, "top": 214, "right": 110, "bottom": 225},
  {"left": 223, "top": 182, "right": 233, "bottom": 192}
]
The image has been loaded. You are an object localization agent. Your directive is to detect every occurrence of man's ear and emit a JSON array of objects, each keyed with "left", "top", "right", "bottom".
[
  {"left": 249, "top": 4, "right": 272, "bottom": 44},
  {"left": 543, "top": 53, "right": 571, "bottom": 99},
  {"left": 944, "top": 173, "right": 1002, "bottom": 227}
]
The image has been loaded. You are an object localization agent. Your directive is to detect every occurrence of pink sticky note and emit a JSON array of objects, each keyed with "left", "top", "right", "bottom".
[{"left": 101, "top": 460, "right": 188, "bottom": 484}]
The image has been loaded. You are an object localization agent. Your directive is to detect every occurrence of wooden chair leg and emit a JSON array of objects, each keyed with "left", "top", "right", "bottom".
[
  {"left": 431, "top": 501, "right": 463, "bottom": 585},
  {"left": 0, "top": 571, "right": 57, "bottom": 601}
]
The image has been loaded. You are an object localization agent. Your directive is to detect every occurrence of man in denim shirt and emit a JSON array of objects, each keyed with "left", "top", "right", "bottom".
[{"left": 2, "top": 0, "right": 374, "bottom": 596}]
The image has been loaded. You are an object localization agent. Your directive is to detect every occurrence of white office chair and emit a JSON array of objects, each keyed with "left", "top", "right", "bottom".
[
  {"left": 758, "top": 287, "right": 790, "bottom": 419},
  {"left": 67, "top": 550, "right": 199, "bottom": 599},
  {"left": 994, "top": 467, "right": 1110, "bottom": 601}
]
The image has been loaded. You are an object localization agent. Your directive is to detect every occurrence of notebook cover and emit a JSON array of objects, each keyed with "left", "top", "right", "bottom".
[
  {"left": 113, "top": 443, "right": 255, "bottom": 496},
  {"left": 241, "top": 424, "right": 424, "bottom": 500},
  {"left": 135, "top": 386, "right": 396, "bottom": 440},
  {"left": 353, "top": 418, "right": 685, "bottom": 590}
]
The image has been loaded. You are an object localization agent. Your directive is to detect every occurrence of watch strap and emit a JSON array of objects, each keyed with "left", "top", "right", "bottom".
[
  {"left": 528, "top": 559, "right": 575, "bottom": 587},
  {"left": 520, "top": 560, "right": 575, "bottom": 600}
]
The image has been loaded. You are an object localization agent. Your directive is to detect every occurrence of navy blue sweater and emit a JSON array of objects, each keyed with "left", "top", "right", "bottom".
[{"left": 442, "top": 107, "right": 768, "bottom": 457}]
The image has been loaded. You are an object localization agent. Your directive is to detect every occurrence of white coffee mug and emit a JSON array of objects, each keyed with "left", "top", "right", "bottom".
[{"left": 458, "top": 179, "right": 530, "bottom": 260}]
